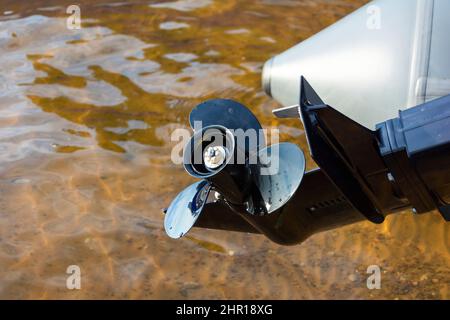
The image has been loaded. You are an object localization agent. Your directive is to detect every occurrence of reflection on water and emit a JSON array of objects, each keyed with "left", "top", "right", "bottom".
[{"left": 0, "top": 0, "right": 448, "bottom": 299}]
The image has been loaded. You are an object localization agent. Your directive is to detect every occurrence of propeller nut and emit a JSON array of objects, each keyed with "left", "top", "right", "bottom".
[{"left": 204, "top": 146, "right": 226, "bottom": 169}]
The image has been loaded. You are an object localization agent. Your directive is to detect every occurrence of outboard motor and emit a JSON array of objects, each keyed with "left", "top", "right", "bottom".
[{"left": 164, "top": 0, "right": 450, "bottom": 245}]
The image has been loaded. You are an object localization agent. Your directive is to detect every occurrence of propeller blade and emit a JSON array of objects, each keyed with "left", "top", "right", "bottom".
[
  {"left": 164, "top": 180, "right": 212, "bottom": 239},
  {"left": 253, "top": 143, "right": 306, "bottom": 214},
  {"left": 189, "top": 99, "right": 265, "bottom": 151}
]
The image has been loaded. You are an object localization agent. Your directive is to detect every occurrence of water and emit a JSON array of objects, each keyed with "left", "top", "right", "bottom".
[{"left": 0, "top": 0, "right": 448, "bottom": 299}]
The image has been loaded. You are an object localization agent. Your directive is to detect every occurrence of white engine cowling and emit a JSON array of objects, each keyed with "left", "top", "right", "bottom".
[{"left": 263, "top": 0, "right": 450, "bottom": 129}]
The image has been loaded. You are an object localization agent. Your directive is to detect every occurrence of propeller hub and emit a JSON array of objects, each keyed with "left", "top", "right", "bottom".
[{"left": 204, "top": 146, "right": 226, "bottom": 169}]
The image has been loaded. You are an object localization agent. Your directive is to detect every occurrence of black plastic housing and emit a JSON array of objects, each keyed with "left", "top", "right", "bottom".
[{"left": 377, "top": 94, "right": 450, "bottom": 221}]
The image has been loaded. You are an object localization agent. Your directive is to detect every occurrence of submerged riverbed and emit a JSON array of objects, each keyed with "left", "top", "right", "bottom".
[{"left": 0, "top": 0, "right": 448, "bottom": 299}]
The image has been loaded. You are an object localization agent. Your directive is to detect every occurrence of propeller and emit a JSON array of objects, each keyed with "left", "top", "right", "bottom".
[{"left": 164, "top": 99, "right": 306, "bottom": 239}]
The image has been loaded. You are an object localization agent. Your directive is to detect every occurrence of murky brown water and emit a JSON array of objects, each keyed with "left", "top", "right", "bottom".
[{"left": 0, "top": 0, "right": 448, "bottom": 299}]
